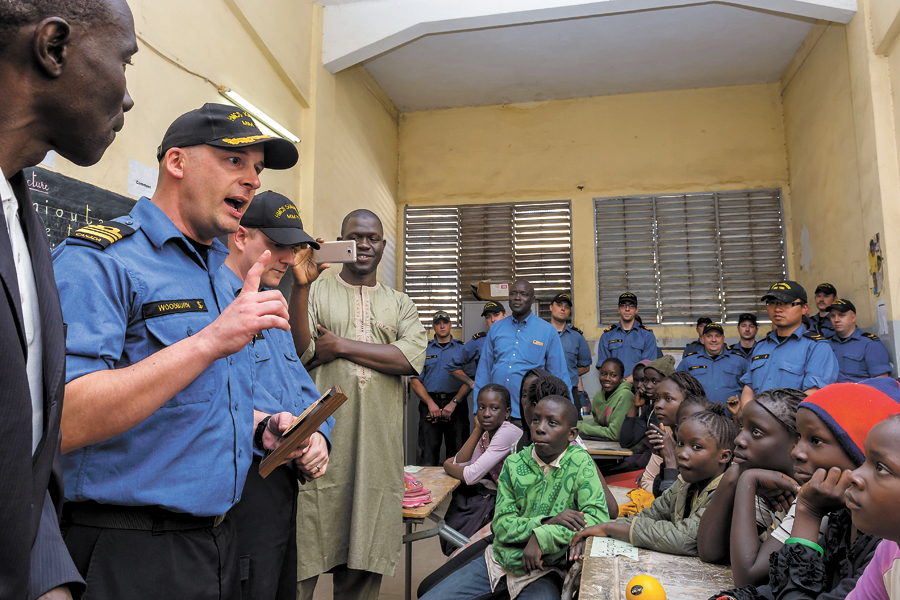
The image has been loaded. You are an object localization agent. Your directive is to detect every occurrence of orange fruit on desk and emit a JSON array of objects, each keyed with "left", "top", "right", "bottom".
[{"left": 626, "top": 575, "right": 666, "bottom": 600}]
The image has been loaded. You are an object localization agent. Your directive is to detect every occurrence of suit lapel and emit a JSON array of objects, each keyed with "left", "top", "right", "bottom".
[
  {"left": 0, "top": 175, "right": 25, "bottom": 353},
  {"left": 10, "top": 172, "right": 65, "bottom": 451}
]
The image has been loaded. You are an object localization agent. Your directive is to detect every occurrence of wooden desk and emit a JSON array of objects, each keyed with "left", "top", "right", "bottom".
[
  {"left": 581, "top": 537, "right": 733, "bottom": 600},
  {"left": 583, "top": 439, "right": 633, "bottom": 458},
  {"left": 401, "top": 467, "right": 468, "bottom": 600}
]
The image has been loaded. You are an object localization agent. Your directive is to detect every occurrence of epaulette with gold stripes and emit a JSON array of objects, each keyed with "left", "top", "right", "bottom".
[
  {"left": 683, "top": 351, "right": 698, "bottom": 358},
  {"left": 862, "top": 332, "right": 881, "bottom": 341},
  {"left": 603, "top": 325, "right": 614, "bottom": 333},
  {"left": 802, "top": 331, "right": 827, "bottom": 342},
  {"left": 69, "top": 222, "right": 135, "bottom": 249},
  {"left": 472, "top": 331, "right": 486, "bottom": 340},
  {"left": 572, "top": 326, "right": 584, "bottom": 335}
]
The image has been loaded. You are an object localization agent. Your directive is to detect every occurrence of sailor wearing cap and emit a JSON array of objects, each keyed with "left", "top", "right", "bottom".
[
  {"left": 216, "top": 191, "right": 334, "bottom": 599},
  {"left": 676, "top": 323, "right": 747, "bottom": 404},
  {"left": 597, "top": 292, "right": 659, "bottom": 377},
  {"left": 810, "top": 282, "right": 838, "bottom": 338},
  {"left": 727, "top": 313, "right": 760, "bottom": 361},
  {"left": 549, "top": 293, "right": 591, "bottom": 406},
  {"left": 447, "top": 301, "right": 507, "bottom": 388},
  {"left": 683, "top": 317, "right": 713, "bottom": 358},
  {"left": 410, "top": 311, "right": 469, "bottom": 465},
  {"left": 827, "top": 299, "right": 892, "bottom": 382},
  {"left": 739, "top": 281, "right": 839, "bottom": 404},
  {"left": 52, "top": 104, "right": 301, "bottom": 596}
]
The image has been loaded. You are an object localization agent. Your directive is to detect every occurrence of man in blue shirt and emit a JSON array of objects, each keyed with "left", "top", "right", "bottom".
[
  {"left": 474, "top": 280, "right": 568, "bottom": 424},
  {"left": 810, "top": 282, "right": 837, "bottom": 338},
  {"left": 597, "top": 292, "right": 659, "bottom": 379},
  {"left": 677, "top": 323, "right": 747, "bottom": 404},
  {"left": 219, "top": 191, "right": 335, "bottom": 600},
  {"left": 548, "top": 293, "right": 591, "bottom": 409},
  {"left": 728, "top": 313, "right": 760, "bottom": 361},
  {"left": 447, "top": 301, "right": 506, "bottom": 388},
  {"left": 739, "top": 280, "right": 839, "bottom": 406},
  {"left": 827, "top": 299, "right": 892, "bottom": 382},
  {"left": 53, "top": 104, "right": 308, "bottom": 599},
  {"left": 683, "top": 316, "right": 712, "bottom": 358},
  {"left": 411, "top": 311, "right": 470, "bottom": 465}
]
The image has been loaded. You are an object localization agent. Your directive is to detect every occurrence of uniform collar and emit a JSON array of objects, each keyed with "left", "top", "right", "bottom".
[
  {"left": 131, "top": 197, "right": 228, "bottom": 268},
  {"left": 428, "top": 337, "right": 457, "bottom": 348},
  {"left": 835, "top": 327, "right": 861, "bottom": 343},
  {"left": 765, "top": 323, "right": 806, "bottom": 344},
  {"left": 614, "top": 321, "right": 639, "bottom": 333},
  {"left": 699, "top": 349, "right": 728, "bottom": 361},
  {"left": 511, "top": 311, "right": 534, "bottom": 326}
]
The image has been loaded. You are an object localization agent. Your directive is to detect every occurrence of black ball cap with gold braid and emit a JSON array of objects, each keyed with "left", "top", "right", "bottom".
[
  {"left": 240, "top": 191, "right": 319, "bottom": 248},
  {"left": 761, "top": 280, "right": 807, "bottom": 303},
  {"left": 156, "top": 103, "right": 298, "bottom": 170}
]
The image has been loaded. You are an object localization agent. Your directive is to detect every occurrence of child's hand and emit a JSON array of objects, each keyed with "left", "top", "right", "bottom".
[
  {"left": 797, "top": 467, "right": 854, "bottom": 519},
  {"left": 648, "top": 424, "right": 676, "bottom": 464},
  {"left": 633, "top": 392, "right": 646, "bottom": 408},
  {"left": 740, "top": 468, "right": 800, "bottom": 513},
  {"left": 523, "top": 534, "right": 543, "bottom": 572},
  {"left": 569, "top": 537, "right": 586, "bottom": 561},
  {"left": 569, "top": 523, "right": 607, "bottom": 548},
  {"left": 544, "top": 509, "right": 587, "bottom": 531}
]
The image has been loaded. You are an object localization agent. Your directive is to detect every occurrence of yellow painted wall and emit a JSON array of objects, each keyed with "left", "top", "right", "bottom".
[
  {"left": 399, "top": 84, "right": 791, "bottom": 342},
  {"left": 780, "top": 24, "right": 874, "bottom": 323}
]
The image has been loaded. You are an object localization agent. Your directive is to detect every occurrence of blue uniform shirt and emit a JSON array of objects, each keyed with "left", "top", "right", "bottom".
[
  {"left": 558, "top": 324, "right": 591, "bottom": 388},
  {"left": 596, "top": 322, "right": 659, "bottom": 375},
  {"left": 53, "top": 198, "right": 254, "bottom": 516},
  {"left": 446, "top": 332, "right": 486, "bottom": 378},
  {"left": 728, "top": 341, "right": 758, "bottom": 363},
  {"left": 677, "top": 348, "right": 747, "bottom": 404},
  {"left": 828, "top": 328, "right": 892, "bottom": 383},
  {"left": 810, "top": 313, "right": 836, "bottom": 338},
  {"left": 417, "top": 338, "right": 465, "bottom": 394},
  {"left": 739, "top": 325, "right": 839, "bottom": 393},
  {"left": 216, "top": 265, "right": 333, "bottom": 457},
  {"left": 473, "top": 312, "right": 569, "bottom": 419},
  {"left": 682, "top": 340, "right": 703, "bottom": 358}
]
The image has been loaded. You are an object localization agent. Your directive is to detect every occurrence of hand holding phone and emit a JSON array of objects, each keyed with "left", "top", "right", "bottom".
[{"left": 313, "top": 240, "right": 357, "bottom": 264}]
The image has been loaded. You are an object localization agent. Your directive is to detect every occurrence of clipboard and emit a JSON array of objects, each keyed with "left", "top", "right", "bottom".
[{"left": 259, "top": 385, "right": 347, "bottom": 478}]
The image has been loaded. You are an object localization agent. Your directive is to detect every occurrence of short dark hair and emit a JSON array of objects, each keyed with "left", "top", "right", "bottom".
[
  {"left": 683, "top": 407, "right": 736, "bottom": 452},
  {"left": 340, "top": 209, "right": 383, "bottom": 237},
  {"left": 675, "top": 393, "right": 712, "bottom": 423},
  {"left": 599, "top": 357, "right": 625, "bottom": 377},
  {"left": 478, "top": 383, "right": 510, "bottom": 410},
  {"left": 0, "top": 0, "right": 112, "bottom": 50},
  {"left": 527, "top": 373, "right": 571, "bottom": 407},
  {"left": 537, "top": 395, "right": 579, "bottom": 428}
]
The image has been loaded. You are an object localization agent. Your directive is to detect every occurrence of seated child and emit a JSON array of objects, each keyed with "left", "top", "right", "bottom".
[
  {"left": 648, "top": 393, "right": 713, "bottom": 497},
  {"left": 713, "top": 378, "right": 900, "bottom": 600},
  {"left": 846, "top": 414, "right": 900, "bottom": 600},
  {"left": 697, "top": 389, "right": 803, "bottom": 582},
  {"left": 519, "top": 371, "right": 619, "bottom": 519},
  {"left": 579, "top": 357, "right": 634, "bottom": 441},
  {"left": 441, "top": 384, "right": 523, "bottom": 556},
  {"left": 572, "top": 408, "right": 735, "bottom": 557},
  {"left": 610, "top": 361, "right": 656, "bottom": 477},
  {"left": 641, "top": 371, "right": 707, "bottom": 495},
  {"left": 420, "top": 396, "right": 609, "bottom": 600}
]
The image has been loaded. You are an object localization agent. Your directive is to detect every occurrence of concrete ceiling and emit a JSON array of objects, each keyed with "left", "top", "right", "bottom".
[{"left": 359, "top": 3, "right": 816, "bottom": 111}]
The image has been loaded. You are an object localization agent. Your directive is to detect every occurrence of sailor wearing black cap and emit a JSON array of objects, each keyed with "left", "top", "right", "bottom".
[
  {"left": 447, "top": 301, "right": 507, "bottom": 388},
  {"left": 597, "top": 292, "right": 659, "bottom": 377},
  {"left": 727, "top": 313, "right": 760, "bottom": 361},
  {"left": 549, "top": 293, "right": 591, "bottom": 408},
  {"left": 411, "top": 311, "right": 470, "bottom": 465},
  {"left": 53, "top": 104, "right": 301, "bottom": 598},
  {"left": 810, "top": 282, "right": 838, "bottom": 338},
  {"left": 676, "top": 323, "right": 747, "bottom": 404},
  {"left": 683, "top": 316, "right": 712, "bottom": 358},
  {"left": 217, "top": 192, "right": 333, "bottom": 600},
  {"left": 828, "top": 299, "right": 892, "bottom": 382},
  {"left": 738, "top": 281, "right": 839, "bottom": 405}
]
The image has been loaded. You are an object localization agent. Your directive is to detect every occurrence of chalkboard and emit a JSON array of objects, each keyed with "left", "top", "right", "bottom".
[{"left": 23, "top": 166, "right": 136, "bottom": 249}]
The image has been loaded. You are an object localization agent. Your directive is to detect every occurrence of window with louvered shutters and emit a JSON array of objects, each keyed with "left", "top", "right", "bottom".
[
  {"left": 594, "top": 189, "right": 786, "bottom": 326},
  {"left": 403, "top": 201, "right": 573, "bottom": 324}
]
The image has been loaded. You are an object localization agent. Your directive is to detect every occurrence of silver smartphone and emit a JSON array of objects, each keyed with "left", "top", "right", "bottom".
[{"left": 313, "top": 240, "right": 357, "bottom": 264}]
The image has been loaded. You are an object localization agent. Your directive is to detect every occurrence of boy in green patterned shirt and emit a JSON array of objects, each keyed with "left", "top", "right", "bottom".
[{"left": 420, "top": 396, "right": 609, "bottom": 600}]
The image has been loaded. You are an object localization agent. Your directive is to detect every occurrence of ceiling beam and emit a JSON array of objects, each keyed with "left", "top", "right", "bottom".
[{"left": 322, "top": 0, "right": 857, "bottom": 74}]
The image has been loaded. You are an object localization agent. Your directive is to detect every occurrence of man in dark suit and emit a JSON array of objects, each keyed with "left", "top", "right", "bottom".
[{"left": 0, "top": 1, "right": 137, "bottom": 598}]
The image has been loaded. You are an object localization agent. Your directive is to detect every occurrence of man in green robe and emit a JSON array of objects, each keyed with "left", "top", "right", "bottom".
[{"left": 291, "top": 209, "right": 427, "bottom": 600}]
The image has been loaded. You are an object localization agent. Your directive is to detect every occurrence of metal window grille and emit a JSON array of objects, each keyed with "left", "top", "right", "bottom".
[
  {"left": 594, "top": 189, "right": 786, "bottom": 326},
  {"left": 404, "top": 201, "right": 573, "bottom": 325}
]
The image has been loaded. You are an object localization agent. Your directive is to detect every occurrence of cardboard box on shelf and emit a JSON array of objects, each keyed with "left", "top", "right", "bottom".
[{"left": 476, "top": 281, "right": 511, "bottom": 300}]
